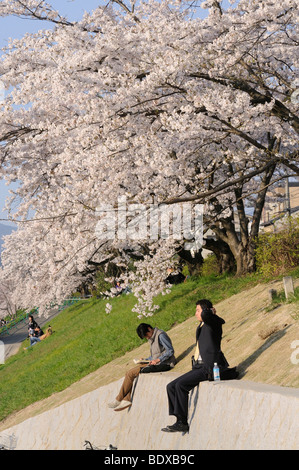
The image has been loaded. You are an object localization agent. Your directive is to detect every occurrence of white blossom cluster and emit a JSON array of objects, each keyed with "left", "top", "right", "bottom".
[{"left": 0, "top": 0, "right": 298, "bottom": 317}]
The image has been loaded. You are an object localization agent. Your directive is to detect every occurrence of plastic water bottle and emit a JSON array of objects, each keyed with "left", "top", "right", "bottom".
[{"left": 213, "top": 363, "right": 220, "bottom": 382}]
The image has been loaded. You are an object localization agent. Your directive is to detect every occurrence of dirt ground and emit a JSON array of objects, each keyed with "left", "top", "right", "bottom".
[{"left": 0, "top": 278, "right": 298, "bottom": 432}]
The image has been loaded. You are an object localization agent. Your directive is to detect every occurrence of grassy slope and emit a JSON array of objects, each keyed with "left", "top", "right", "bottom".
[{"left": 0, "top": 270, "right": 298, "bottom": 426}]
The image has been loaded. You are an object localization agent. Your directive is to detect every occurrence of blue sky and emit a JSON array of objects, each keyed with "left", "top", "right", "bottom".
[{"left": 0, "top": 0, "right": 104, "bottom": 45}]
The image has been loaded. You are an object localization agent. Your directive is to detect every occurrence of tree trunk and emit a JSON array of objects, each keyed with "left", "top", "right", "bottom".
[
  {"left": 234, "top": 241, "right": 256, "bottom": 275},
  {"left": 208, "top": 156, "right": 277, "bottom": 276},
  {"left": 178, "top": 247, "right": 204, "bottom": 276},
  {"left": 204, "top": 237, "right": 236, "bottom": 274}
]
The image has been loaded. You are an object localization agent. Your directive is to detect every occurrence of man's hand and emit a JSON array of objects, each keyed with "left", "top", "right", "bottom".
[{"left": 149, "top": 358, "right": 160, "bottom": 366}]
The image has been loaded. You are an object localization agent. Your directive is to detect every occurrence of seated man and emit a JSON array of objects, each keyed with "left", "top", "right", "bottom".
[
  {"left": 108, "top": 323, "right": 176, "bottom": 411},
  {"left": 161, "top": 299, "right": 238, "bottom": 434}
]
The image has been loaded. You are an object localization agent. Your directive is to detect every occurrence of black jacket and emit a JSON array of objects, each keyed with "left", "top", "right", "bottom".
[{"left": 196, "top": 308, "right": 229, "bottom": 372}]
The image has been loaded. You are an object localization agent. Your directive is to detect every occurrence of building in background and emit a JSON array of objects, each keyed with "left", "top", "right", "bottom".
[{"left": 261, "top": 179, "right": 299, "bottom": 232}]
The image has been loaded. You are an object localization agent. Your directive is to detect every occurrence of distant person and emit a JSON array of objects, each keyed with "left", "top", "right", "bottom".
[
  {"left": 24, "top": 326, "right": 53, "bottom": 350},
  {"left": 165, "top": 268, "right": 185, "bottom": 285},
  {"left": 114, "top": 281, "right": 131, "bottom": 295},
  {"left": 28, "top": 315, "right": 39, "bottom": 336},
  {"left": 33, "top": 326, "right": 44, "bottom": 337},
  {"left": 115, "top": 281, "right": 123, "bottom": 295},
  {"left": 108, "top": 323, "right": 176, "bottom": 411},
  {"left": 162, "top": 299, "right": 238, "bottom": 433}
]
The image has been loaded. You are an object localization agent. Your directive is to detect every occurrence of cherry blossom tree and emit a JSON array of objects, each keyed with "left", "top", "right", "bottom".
[
  {"left": 0, "top": 0, "right": 298, "bottom": 316},
  {"left": 0, "top": 273, "right": 18, "bottom": 319}
]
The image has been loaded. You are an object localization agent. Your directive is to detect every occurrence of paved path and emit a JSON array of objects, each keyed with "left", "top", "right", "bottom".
[{"left": 0, "top": 309, "right": 62, "bottom": 361}]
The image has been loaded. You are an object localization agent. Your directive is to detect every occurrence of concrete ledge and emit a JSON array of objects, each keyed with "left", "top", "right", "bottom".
[{"left": 1, "top": 373, "right": 298, "bottom": 450}]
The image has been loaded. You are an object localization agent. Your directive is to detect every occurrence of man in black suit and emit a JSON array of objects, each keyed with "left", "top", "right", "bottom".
[{"left": 162, "top": 299, "right": 235, "bottom": 433}]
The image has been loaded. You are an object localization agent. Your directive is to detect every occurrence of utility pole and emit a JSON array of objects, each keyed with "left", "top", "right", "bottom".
[{"left": 285, "top": 177, "right": 291, "bottom": 217}]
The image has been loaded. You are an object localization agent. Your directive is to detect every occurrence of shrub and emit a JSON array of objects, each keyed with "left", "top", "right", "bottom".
[
  {"left": 200, "top": 253, "right": 220, "bottom": 276},
  {"left": 90, "top": 269, "right": 112, "bottom": 297},
  {"left": 255, "top": 216, "right": 299, "bottom": 276}
]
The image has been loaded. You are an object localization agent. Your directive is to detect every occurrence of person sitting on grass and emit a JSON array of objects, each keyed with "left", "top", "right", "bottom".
[
  {"left": 33, "top": 325, "right": 44, "bottom": 337},
  {"left": 24, "top": 326, "right": 53, "bottom": 350},
  {"left": 108, "top": 323, "right": 176, "bottom": 412}
]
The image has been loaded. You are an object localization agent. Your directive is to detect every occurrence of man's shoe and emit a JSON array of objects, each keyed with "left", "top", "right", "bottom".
[
  {"left": 108, "top": 399, "right": 120, "bottom": 409},
  {"left": 114, "top": 400, "right": 132, "bottom": 411},
  {"left": 161, "top": 422, "right": 189, "bottom": 433}
]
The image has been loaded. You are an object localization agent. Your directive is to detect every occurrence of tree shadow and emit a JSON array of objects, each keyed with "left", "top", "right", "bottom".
[{"left": 237, "top": 325, "right": 291, "bottom": 378}]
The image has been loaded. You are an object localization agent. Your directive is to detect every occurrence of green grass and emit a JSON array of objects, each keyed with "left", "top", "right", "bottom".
[
  {"left": 0, "top": 268, "right": 297, "bottom": 423},
  {"left": 264, "top": 284, "right": 299, "bottom": 318}
]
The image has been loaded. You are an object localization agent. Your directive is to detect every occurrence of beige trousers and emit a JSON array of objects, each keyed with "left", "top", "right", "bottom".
[{"left": 116, "top": 364, "right": 144, "bottom": 402}]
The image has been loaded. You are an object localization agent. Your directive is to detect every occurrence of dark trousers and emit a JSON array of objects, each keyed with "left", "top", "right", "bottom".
[
  {"left": 166, "top": 367, "right": 209, "bottom": 421},
  {"left": 140, "top": 363, "right": 171, "bottom": 374}
]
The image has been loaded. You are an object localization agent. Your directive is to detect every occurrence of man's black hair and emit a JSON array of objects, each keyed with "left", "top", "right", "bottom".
[
  {"left": 196, "top": 299, "right": 213, "bottom": 310},
  {"left": 136, "top": 323, "right": 153, "bottom": 339}
]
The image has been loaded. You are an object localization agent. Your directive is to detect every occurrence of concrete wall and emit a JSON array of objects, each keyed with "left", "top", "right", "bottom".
[{"left": 1, "top": 373, "right": 298, "bottom": 450}]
